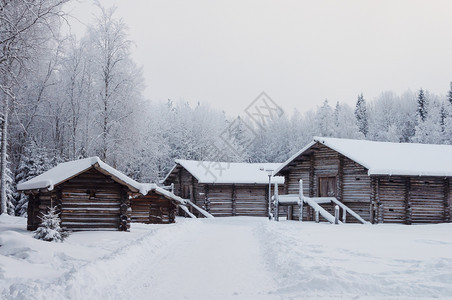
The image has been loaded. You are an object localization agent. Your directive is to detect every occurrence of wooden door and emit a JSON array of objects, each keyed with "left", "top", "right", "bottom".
[{"left": 318, "top": 176, "right": 336, "bottom": 197}]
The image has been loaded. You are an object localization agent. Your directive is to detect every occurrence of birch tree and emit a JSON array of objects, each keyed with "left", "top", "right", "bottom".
[
  {"left": 87, "top": 4, "right": 141, "bottom": 164},
  {"left": 0, "top": 0, "right": 68, "bottom": 214}
]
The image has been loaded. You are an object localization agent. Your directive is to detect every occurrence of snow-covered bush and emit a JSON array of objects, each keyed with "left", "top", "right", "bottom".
[{"left": 33, "top": 207, "right": 70, "bottom": 242}]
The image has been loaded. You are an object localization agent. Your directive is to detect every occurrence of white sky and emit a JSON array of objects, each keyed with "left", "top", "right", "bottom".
[{"left": 64, "top": 0, "right": 452, "bottom": 116}]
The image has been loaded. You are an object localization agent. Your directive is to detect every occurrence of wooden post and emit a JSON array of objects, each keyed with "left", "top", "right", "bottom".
[
  {"left": 274, "top": 182, "right": 279, "bottom": 221},
  {"left": 377, "top": 178, "right": 383, "bottom": 224},
  {"left": 204, "top": 185, "right": 210, "bottom": 213},
  {"left": 342, "top": 207, "right": 347, "bottom": 223},
  {"left": 27, "top": 193, "right": 35, "bottom": 231},
  {"left": 337, "top": 155, "right": 344, "bottom": 203},
  {"left": 287, "top": 206, "right": 293, "bottom": 220},
  {"left": 309, "top": 155, "right": 315, "bottom": 198},
  {"left": 231, "top": 184, "right": 236, "bottom": 216},
  {"left": 119, "top": 187, "right": 129, "bottom": 231},
  {"left": 334, "top": 205, "right": 339, "bottom": 224},
  {"left": 309, "top": 155, "right": 315, "bottom": 222},
  {"left": 178, "top": 171, "right": 183, "bottom": 196},
  {"left": 444, "top": 178, "right": 450, "bottom": 223},
  {"left": 315, "top": 210, "right": 319, "bottom": 223},
  {"left": 405, "top": 177, "right": 412, "bottom": 225},
  {"left": 299, "top": 179, "right": 304, "bottom": 222}
]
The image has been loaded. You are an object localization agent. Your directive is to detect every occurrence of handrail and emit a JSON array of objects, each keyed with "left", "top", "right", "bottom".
[
  {"left": 329, "top": 197, "right": 369, "bottom": 224},
  {"left": 303, "top": 197, "right": 342, "bottom": 224}
]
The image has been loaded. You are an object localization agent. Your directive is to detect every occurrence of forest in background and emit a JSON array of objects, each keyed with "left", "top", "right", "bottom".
[{"left": 1, "top": 1, "right": 452, "bottom": 216}]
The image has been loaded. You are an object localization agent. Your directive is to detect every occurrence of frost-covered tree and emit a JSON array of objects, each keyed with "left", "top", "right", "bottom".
[
  {"left": 334, "top": 102, "right": 362, "bottom": 139},
  {"left": 448, "top": 82, "right": 452, "bottom": 106},
  {"left": 416, "top": 88, "right": 427, "bottom": 122},
  {"left": 354, "top": 93, "right": 368, "bottom": 137},
  {"left": 316, "top": 99, "right": 334, "bottom": 137},
  {"left": 0, "top": 0, "right": 68, "bottom": 215},
  {"left": 33, "top": 206, "right": 69, "bottom": 242},
  {"left": 367, "top": 91, "right": 417, "bottom": 142},
  {"left": 86, "top": 4, "right": 143, "bottom": 164},
  {"left": 413, "top": 99, "right": 442, "bottom": 144},
  {"left": 15, "top": 143, "right": 54, "bottom": 216}
]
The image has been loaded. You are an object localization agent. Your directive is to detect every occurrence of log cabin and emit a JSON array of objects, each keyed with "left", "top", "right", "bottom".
[
  {"left": 163, "top": 159, "right": 284, "bottom": 217},
  {"left": 275, "top": 137, "right": 452, "bottom": 224},
  {"left": 132, "top": 184, "right": 194, "bottom": 224},
  {"left": 17, "top": 157, "right": 204, "bottom": 231},
  {"left": 17, "top": 157, "right": 142, "bottom": 231}
]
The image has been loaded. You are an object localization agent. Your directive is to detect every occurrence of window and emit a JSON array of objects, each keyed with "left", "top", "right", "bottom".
[{"left": 318, "top": 176, "right": 336, "bottom": 197}]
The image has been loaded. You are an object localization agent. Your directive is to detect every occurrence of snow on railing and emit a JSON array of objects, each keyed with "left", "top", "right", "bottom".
[
  {"left": 185, "top": 199, "right": 214, "bottom": 219},
  {"left": 273, "top": 179, "right": 368, "bottom": 224}
]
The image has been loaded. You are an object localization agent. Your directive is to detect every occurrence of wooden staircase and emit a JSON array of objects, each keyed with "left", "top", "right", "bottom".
[{"left": 273, "top": 180, "right": 368, "bottom": 224}]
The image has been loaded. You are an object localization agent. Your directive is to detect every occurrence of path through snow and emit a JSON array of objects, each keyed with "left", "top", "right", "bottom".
[
  {"left": 3, "top": 216, "right": 452, "bottom": 299},
  {"left": 123, "top": 218, "right": 277, "bottom": 299}
]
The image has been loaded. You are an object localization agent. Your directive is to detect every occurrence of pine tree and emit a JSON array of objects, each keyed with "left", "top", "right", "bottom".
[
  {"left": 440, "top": 103, "right": 447, "bottom": 132},
  {"left": 448, "top": 82, "right": 452, "bottom": 106},
  {"left": 417, "top": 89, "right": 427, "bottom": 122},
  {"left": 33, "top": 206, "right": 69, "bottom": 242},
  {"left": 15, "top": 144, "right": 53, "bottom": 217},
  {"left": 354, "top": 94, "right": 368, "bottom": 137}
]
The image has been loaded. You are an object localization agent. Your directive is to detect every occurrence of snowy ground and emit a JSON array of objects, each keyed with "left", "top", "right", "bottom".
[{"left": 1, "top": 215, "right": 452, "bottom": 299}]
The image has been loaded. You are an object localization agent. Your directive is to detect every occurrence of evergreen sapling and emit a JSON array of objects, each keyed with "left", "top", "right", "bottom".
[{"left": 33, "top": 206, "right": 70, "bottom": 242}]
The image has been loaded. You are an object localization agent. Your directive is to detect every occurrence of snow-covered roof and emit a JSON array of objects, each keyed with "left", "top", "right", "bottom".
[
  {"left": 276, "top": 137, "right": 452, "bottom": 177},
  {"left": 17, "top": 157, "right": 143, "bottom": 192},
  {"left": 139, "top": 183, "right": 187, "bottom": 205},
  {"left": 165, "top": 159, "right": 285, "bottom": 184}
]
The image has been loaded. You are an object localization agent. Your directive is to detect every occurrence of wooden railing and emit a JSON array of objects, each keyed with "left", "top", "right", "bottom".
[{"left": 273, "top": 179, "right": 369, "bottom": 224}]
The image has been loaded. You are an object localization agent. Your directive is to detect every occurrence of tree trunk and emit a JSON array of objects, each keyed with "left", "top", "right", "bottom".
[{"left": 0, "top": 98, "right": 9, "bottom": 215}]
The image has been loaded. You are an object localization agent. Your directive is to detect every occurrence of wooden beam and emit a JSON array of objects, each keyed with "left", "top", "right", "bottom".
[
  {"left": 231, "top": 184, "right": 236, "bottom": 216},
  {"left": 444, "top": 178, "right": 450, "bottom": 223},
  {"left": 370, "top": 177, "right": 376, "bottom": 224},
  {"left": 377, "top": 178, "right": 383, "bottom": 224},
  {"left": 404, "top": 177, "right": 412, "bottom": 225},
  {"left": 204, "top": 185, "right": 210, "bottom": 213},
  {"left": 337, "top": 154, "right": 344, "bottom": 203},
  {"left": 309, "top": 154, "right": 315, "bottom": 221},
  {"left": 309, "top": 154, "right": 315, "bottom": 197},
  {"left": 178, "top": 170, "right": 183, "bottom": 196}
]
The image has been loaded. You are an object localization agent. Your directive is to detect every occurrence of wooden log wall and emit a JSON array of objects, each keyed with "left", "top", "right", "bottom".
[
  {"left": 375, "top": 176, "right": 451, "bottom": 224},
  {"left": 341, "top": 157, "right": 371, "bottom": 222},
  {"left": 285, "top": 157, "right": 310, "bottom": 221},
  {"left": 59, "top": 168, "right": 128, "bottom": 231},
  {"left": 131, "top": 193, "right": 177, "bottom": 224},
  {"left": 410, "top": 177, "right": 445, "bottom": 223},
  {"left": 235, "top": 185, "right": 267, "bottom": 216},
  {"left": 445, "top": 178, "right": 451, "bottom": 222},
  {"left": 377, "top": 176, "right": 406, "bottom": 224},
  {"left": 204, "top": 185, "right": 233, "bottom": 216},
  {"left": 200, "top": 184, "right": 278, "bottom": 217},
  {"left": 27, "top": 191, "right": 54, "bottom": 231}
]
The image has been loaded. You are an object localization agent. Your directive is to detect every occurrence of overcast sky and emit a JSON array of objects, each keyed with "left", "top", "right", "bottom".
[{"left": 65, "top": 0, "right": 452, "bottom": 116}]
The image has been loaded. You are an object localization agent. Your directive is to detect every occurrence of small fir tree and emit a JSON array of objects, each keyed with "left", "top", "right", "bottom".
[
  {"left": 417, "top": 88, "right": 427, "bottom": 122},
  {"left": 440, "top": 103, "right": 447, "bottom": 132},
  {"left": 15, "top": 144, "right": 55, "bottom": 216},
  {"left": 448, "top": 82, "right": 452, "bottom": 106},
  {"left": 33, "top": 206, "right": 69, "bottom": 242},
  {"left": 354, "top": 93, "right": 368, "bottom": 137}
]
